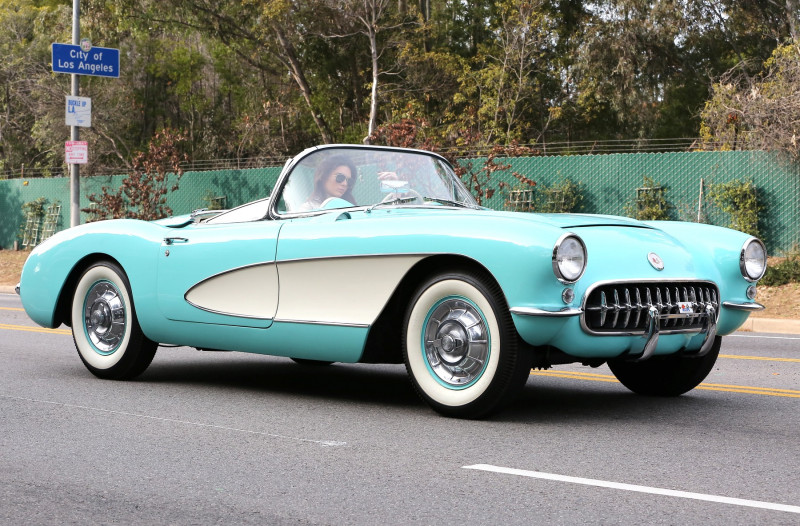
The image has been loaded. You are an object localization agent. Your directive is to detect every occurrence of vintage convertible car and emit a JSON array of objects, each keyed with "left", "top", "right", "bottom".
[{"left": 18, "top": 144, "right": 766, "bottom": 418}]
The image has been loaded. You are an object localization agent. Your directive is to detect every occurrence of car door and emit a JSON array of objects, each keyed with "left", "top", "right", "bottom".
[{"left": 156, "top": 219, "right": 282, "bottom": 328}]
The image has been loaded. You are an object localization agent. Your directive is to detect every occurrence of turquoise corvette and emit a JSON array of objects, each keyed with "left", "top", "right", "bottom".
[{"left": 18, "top": 145, "right": 767, "bottom": 418}]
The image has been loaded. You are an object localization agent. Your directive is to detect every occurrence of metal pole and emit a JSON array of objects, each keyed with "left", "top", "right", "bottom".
[{"left": 70, "top": 0, "right": 80, "bottom": 227}]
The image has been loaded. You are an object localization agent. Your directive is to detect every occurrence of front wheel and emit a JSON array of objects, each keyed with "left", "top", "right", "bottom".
[
  {"left": 403, "top": 271, "right": 531, "bottom": 419},
  {"left": 71, "top": 261, "right": 157, "bottom": 380},
  {"left": 608, "top": 336, "right": 721, "bottom": 396}
]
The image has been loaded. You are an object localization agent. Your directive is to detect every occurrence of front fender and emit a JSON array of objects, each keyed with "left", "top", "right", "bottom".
[{"left": 20, "top": 220, "right": 163, "bottom": 329}]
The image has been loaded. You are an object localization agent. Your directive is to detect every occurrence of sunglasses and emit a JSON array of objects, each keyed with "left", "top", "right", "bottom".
[{"left": 334, "top": 172, "right": 353, "bottom": 185}]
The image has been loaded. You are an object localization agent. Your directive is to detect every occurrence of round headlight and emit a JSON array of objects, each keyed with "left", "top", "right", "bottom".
[
  {"left": 740, "top": 238, "right": 767, "bottom": 282},
  {"left": 552, "top": 234, "right": 587, "bottom": 283}
]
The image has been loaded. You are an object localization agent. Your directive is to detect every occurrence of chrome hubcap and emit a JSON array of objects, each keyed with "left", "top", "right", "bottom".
[
  {"left": 423, "top": 298, "right": 489, "bottom": 386},
  {"left": 84, "top": 281, "right": 126, "bottom": 354}
]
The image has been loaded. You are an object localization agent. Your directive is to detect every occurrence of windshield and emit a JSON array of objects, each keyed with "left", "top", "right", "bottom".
[{"left": 276, "top": 147, "right": 478, "bottom": 214}]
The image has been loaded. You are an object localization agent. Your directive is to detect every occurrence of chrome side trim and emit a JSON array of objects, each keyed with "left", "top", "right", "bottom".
[
  {"left": 276, "top": 252, "right": 438, "bottom": 265},
  {"left": 510, "top": 307, "right": 582, "bottom": 317},
  {"left": 273, "top": 318, "right": 370, "bottom": 328},
  {"left": 183, "top": 300, "right": 274, "bottom": 320},
  {"left": 722, "top": 301, "right": 766, "bottom": 311}
]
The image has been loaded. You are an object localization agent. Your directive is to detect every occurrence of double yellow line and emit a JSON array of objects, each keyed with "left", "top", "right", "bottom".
[
  {"left": 531, "top": 370, "right": 800, "bottom": 398},
  {"left": 0, "top": 323, "right": 71, "bottom": 336}
]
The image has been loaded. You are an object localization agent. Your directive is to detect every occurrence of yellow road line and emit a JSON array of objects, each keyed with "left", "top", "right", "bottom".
[
  {"left": 0, "top": 323, "right": 70, "bottom": 335},
  {"left": 0, "top": 307, "right": 25, "bottom": 311},
  {"left": 720, "top": 353, "right": 800, "bottom": 363},
  {"left": 531, "top": 370, "right": 800, "bottom": 398}
]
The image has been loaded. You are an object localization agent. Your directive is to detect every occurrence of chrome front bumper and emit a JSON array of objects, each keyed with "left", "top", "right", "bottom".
[
  {"left": 509, "top": 299, "right": 761, "bottom": 361},
  {"left": 15, "top": 282, "right": 20, "bottom": 295}
]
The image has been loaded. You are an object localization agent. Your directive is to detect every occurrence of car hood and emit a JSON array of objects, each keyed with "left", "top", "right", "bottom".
[{"left": 523, "top": 213, "right": 653, "bottom": 229}]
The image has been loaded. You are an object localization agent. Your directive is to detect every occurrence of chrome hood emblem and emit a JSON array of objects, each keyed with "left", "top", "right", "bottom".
[{"left": 648, "top": 252, "right": 664, "bottom": 271}]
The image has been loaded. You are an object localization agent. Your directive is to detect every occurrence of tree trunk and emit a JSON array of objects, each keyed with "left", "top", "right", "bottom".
[
  {"left": 364, "top": 27, "right": 380, "bottom": 144},
  {"left": 271, "top": 24, "right": 334, "bottom": 144}
]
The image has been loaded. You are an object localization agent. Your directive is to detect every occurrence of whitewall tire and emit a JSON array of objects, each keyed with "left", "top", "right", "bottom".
[
  {"left": 71, "top": 262, "right": 157, "bottom": 379},
  {"left": 403, "top": 271, "right": 531, "bottom": 418}
]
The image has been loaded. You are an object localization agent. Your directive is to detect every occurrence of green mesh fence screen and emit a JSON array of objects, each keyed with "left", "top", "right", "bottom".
[{"left": 1, "top": 151, "right": 798, "bottom": 254}]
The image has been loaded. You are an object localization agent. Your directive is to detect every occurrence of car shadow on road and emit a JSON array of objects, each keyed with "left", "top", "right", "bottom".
[
  {"left": 138, "top": 353, "right": 423, "bottom": 409},
  {"left": 132, "top": 351, "right": 728, "bottom": 423}
]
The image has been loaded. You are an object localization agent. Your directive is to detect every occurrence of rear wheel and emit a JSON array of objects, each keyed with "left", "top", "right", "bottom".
[
  {"left": 403, "top": 271, "right": 531, "bottom": 419},
  {"left": 71, "top": 262, "right": 157, "bottom": 380},
  {"left": 608, "top": 336, "right": 721, "bottom": 396}
]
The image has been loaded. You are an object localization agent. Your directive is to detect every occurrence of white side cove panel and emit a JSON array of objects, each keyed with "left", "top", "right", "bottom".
[
  {"left": 185, "top": 264, "right": 279, "bottom": 319},
  {"left": 276, "top": 255, "right": 424, "bottom": 325}
]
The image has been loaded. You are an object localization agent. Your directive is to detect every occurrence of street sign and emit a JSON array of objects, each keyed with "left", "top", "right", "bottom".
[
  {"left": 65, "top": 141, "right": 88, "bottom": 164},
  {"left": 65, "top": 96, "right": 91, "bottom": 127},
  {"left": 52, "top": 43, "right": 120, "bottom": 78}
]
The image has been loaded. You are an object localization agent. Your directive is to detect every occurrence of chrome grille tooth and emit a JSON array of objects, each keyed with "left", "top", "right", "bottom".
[
  {"left": 676, "top": 287, "right": 683, "bottom": 326},
  {"left": 599, "top": 291, "right": 607, "bottom": 327},
  {"left": 633, "top": 288, "right": 643, "bottom": 328},
  {"left": 655, "top": 288, "right": 664, "bottom": 329},
  {"left": 611, "top": 289, "right": 620, "bottom": 328},
  {"left": 622, "top": 288, "right": 632, "bottom": 328}
]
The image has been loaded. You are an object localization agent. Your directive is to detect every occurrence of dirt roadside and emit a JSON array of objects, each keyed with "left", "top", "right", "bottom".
[{"left": 1, "top": 248, "right": 796, "bottom": 320}]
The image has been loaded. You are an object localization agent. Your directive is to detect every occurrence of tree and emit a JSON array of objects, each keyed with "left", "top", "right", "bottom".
[
  {"left": 700, "top": 41, "right": 800, "bottom": 159},
  {"left": 84, "top": 129, "right": 188, "bottom": 221}
]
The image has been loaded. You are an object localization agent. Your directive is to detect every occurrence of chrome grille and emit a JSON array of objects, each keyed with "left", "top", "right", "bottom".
[{"left": 582, "top": 281, "right": 719, "bottom": 335}]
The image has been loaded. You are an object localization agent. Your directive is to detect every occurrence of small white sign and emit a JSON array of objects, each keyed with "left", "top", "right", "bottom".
[
  {"left": 66, "top": 96, "right": 91, "bottom": 127},
  {"left": 65, "top": 140, "right": 88, "bottom": 164}
]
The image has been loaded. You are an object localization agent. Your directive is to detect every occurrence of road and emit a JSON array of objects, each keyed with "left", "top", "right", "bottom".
[{"left": 1, "top": 292, "right": 799, "bottom": 525}]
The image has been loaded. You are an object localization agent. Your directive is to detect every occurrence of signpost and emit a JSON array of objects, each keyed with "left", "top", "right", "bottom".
[{"left": 51, "top": 1, "right": 120, "bottom": 228}]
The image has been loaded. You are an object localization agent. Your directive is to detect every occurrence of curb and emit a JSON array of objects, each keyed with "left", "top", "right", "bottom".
[
  {"left": 2, "top": 283, "right": 799, "bottom": 334},
  {"left": 737, "top": 317, "right": 800, "bottom": 335}
]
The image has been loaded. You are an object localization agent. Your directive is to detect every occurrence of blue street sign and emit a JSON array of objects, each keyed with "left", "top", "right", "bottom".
[{"left": 52, "top": 43, "right": 120, "bottom": 78}]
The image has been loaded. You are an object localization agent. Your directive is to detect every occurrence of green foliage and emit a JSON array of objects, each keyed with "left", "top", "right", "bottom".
[
  {"left": 21, "top": 196, "right": 47, "bottom": 219},
  {"left": 708, "top": 179, "right": 762, "bottom": 238},
  {"left": 625, "top": 176, "right": 670, "bottom": 220},
  {"left": 1, "top": 0, "right": 799, "bottom": 175},
  {"left": 83, "top": 129, "right": 188, "bottom": 221},
  {"left": 760, "top": 251, "right": 800, "bottom": 286},
  {"left": 18, "top": 196, "right": 47, "bottom": 243},
  {"left": 538, "top": 177, "right": 583, "bottom": 213}
]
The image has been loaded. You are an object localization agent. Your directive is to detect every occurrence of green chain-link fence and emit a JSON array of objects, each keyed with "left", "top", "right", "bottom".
[{"left": 1, "top": 151, "right": 798, "bottom": 253}]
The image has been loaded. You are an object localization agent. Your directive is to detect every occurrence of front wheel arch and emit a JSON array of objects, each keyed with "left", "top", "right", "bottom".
[
  {"left": 55, "top": 253, "right": 124, "bottom": 328},
  {"left": 361, "top": 255, "right": 507, "bottom": 365}
]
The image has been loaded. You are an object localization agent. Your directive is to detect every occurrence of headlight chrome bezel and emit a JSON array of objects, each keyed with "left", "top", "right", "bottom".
[
  {"left": 552, "top": 233, "right": 587, "bottom": 284},
  {"left": 740, "top": 237, "right": 767, "bottom": 282}
]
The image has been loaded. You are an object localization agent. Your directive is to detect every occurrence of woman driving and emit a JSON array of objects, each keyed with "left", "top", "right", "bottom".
[{"left": 299, "top": 155, "right": 358, "bottom": 211}]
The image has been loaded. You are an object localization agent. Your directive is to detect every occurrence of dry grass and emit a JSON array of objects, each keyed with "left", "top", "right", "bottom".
[
  {"left": 0, "top": 249, "right": 796, "bottom": 318},
  {"left": 0, "top": 250, "right": 29, "bottom": 287}
]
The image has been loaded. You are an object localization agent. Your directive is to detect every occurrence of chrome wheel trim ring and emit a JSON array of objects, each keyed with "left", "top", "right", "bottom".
[
  {"left": 422, "top": 296, "right": 490, "bottom": 388},
  {"left": 83, "top": 280, "right": 127, "bottom": 355}
]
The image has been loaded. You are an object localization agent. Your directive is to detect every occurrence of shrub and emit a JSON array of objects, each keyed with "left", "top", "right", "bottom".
[
  {"left": 625, "top": 176, "right": 670, "bottom": 220},
  {"left": 708, "top": 179, "right": 761, "bottom": 238}
]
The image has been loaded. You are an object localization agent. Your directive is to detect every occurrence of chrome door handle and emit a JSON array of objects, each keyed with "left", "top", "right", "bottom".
[{"left": 164, "top": 237, "right": 189, "bottom": 245}]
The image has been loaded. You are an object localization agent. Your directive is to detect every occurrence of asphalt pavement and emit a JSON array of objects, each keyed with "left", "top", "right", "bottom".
[{"left": 1, "top": 291, "right": 799, "bottom": 524}]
